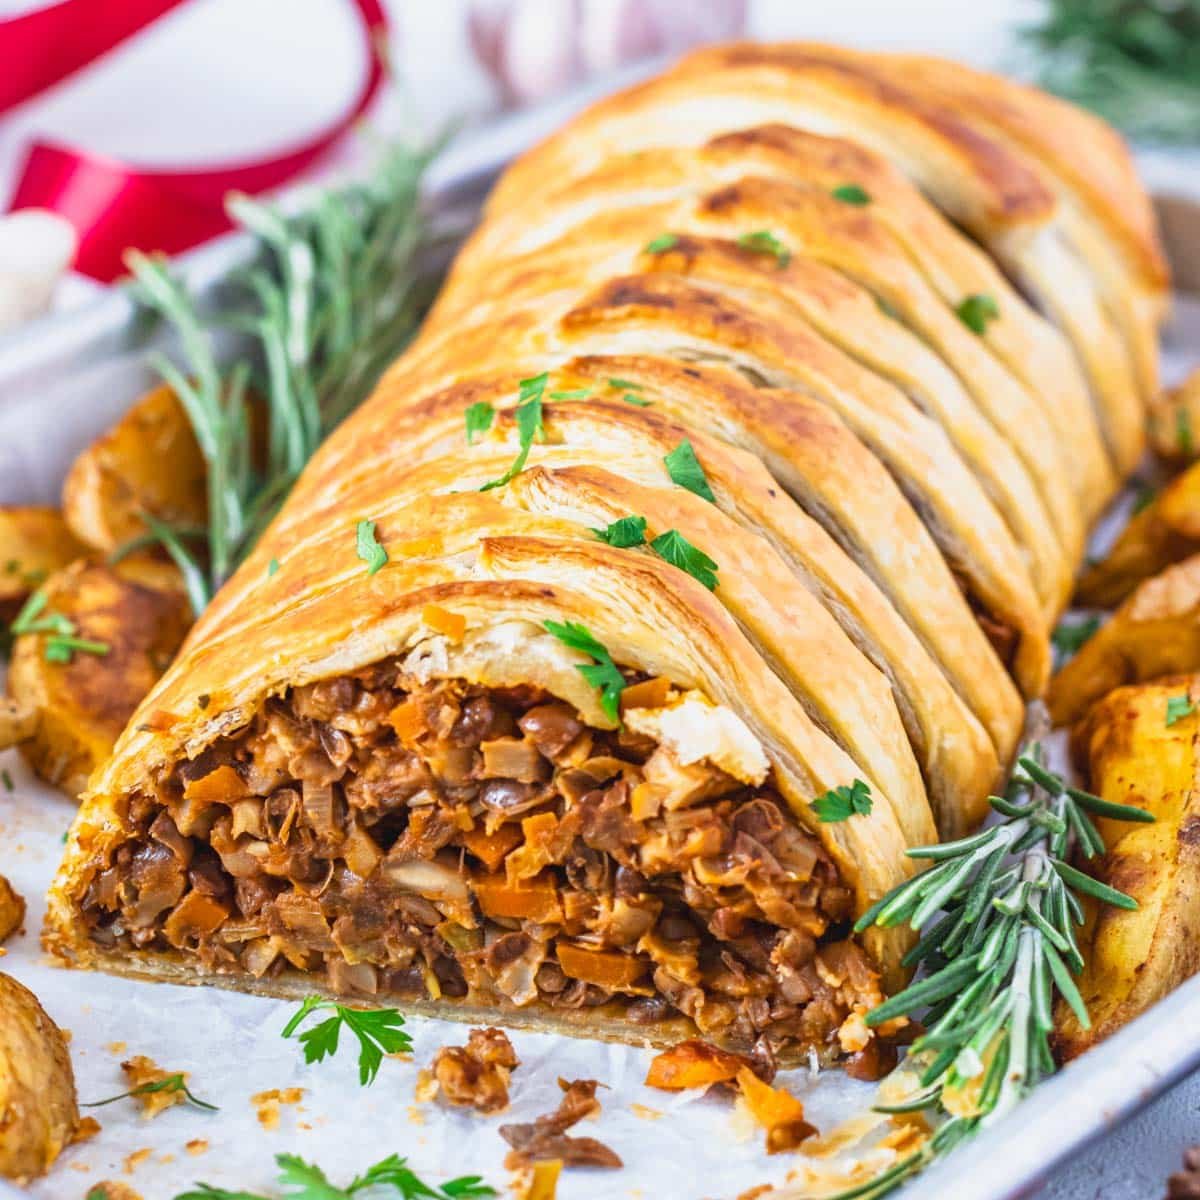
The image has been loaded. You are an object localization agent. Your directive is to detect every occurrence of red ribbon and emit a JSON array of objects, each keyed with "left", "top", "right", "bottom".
[{"left": 2, "top": 0, "right": 389, "bottom": 281}]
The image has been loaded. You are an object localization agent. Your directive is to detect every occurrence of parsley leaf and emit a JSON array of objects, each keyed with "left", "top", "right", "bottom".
[
  {"left": 1131, "top": 479, "right": 1158, "bottom": 515},
  {"left": 1179, "top": 406, "right": 1195, "bottom": 457},
  {"left": 281, "top": 997, "right": 412, "bottom": 1086},
  {"left": 1167, "top": 694, "right": 1196, "bottom": 727},
  {"left": 355, "top": 520, "right": 388, "bottom": 575},
  {"left": 736, "top": 230, "right": 791, "bottom": 267},
  {"left": 464, "top": 401, "right": 495, "bottom": 445},
  {"left": 955, "top": 293, "right": 1000, "bottom": 335},
  {"left": 813, "top": 779, "right": 874, "bottom": 823},
  {"left": 479, "top": 374, "right": 547, "bottom": 491},
  {"left": 1051, "top": 616, "right": 1100, "bottom": 659},
  {"left": 548, "top": 388, "right": 592, "bottom": 400},
  {"left": 544, "top": 620, "right": 626, "bottom": 723},
  {"left": 1, "top": 769, "right": 12, "bottom": 792},
  {"left": 175, "top": 1151, "right": 495, "bottom": 1200},
  {"left": 607, "top": 378, "right": 642, "bottom": 391},
  {"left": 649, "top": 529, "right": 719, "bottom": 590},
  {"left": 663, "top": 440, "right": 716, "bottom": 503},
  {"left": 592, "top": 515, "right": 647, "bottom": 548},
  {"left": 832, "top": 183, "right": 871, "bottom": 205},
  {"left": 83, "top": 1073, "right": 218, "bottom": 1112},
  {"left": 644, "top": 233, "right": 679, "bottom": 254},
  {"left": 268, "top": 558, "right": 281, "bottom": 576}
]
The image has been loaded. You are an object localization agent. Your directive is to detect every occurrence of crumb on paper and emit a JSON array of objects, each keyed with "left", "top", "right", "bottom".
[
  {"left": 186, "top": 1139, "right": 209, "bottom": 1156},
  {"left": 500, "top": 1078, "right": 620, "bottom": 1170},
  {"left": 107, "top": 1041, "right": 127, "bottom": 1055},
  {"left": 121, "top": 1055, "right": 191, "bottom": 1118},
  {"left": 73, "top": 1115, "right": 102, "bottom": 1144},
  {"left": 159, "top": 1153, "right": 174, "bottom": 1164},
  {"left": 61, "top": 1027, "right": 73, "bottom": 1043},
  {"left": 629, "top": 1104, "right": 662, "bottom": 1121},
  {"left": 87, "top": 1183, "right": 143, "bottom": 1200},
  {"left": 426, "top": 1027, "right": 519, "bottom": 1114},
  {"left": 123, "top": 1147, "right": 152, "bottom": 1174},
  {"left": 252, "top": 1086, "right": 305, "bottom": 1130},
  {"left": 407, "top": 1104, "right": 426, "bottom": 1125},
  {"left": 737, "top": 1187, "right": 776, "bottom": 1200}
]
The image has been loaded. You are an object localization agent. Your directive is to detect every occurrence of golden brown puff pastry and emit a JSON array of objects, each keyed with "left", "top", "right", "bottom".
[
  {"left": 457, "top": 127, "right": 1116, "bottom": 518},
  {"left": 483, "top": 41, "right": 1153, "bottom": 477},
  {"left": 439, "top": 167, "right": 1087, "bottom": 605},
  {"left": 265, "top": 381, "right": 1011, "bottom": 832},
  {"left": 47, "top": 481, "right": 917, "bottom": 1058},
  {"left": 428, "top": 190, "right": 1070, "bottom": 632}
]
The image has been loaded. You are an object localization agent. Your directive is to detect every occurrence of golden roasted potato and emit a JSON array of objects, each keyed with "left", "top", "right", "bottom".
[
  {"left": 1076, "top": 461, "right": 1200, "bottom": 608},
  {"left": 0, "top": 697, "right": 36, "bottom": 752},
  {"left": 1055, "top": 676, "right": 1200, "bottom": 1061},
  {"left": 1048, "top": 555, "right": 1200, "bottom": 728},
  {"left": 0, "top": 972, "right": 78, "bottom": 1183},
  {"left": 6, "top": 554, "right": 192, "bottom": 797},
  {"left": 62, "top": 383, "right": 207, "bottom": 552},
  {"left": 0, "top": 877, "right": 23, "bottom": 945},
  {"left": 0, "top": 508, "right": 84, "bottom": 623},
  {"left": 1150, "top": 367, "right": 1200, "bottom": 464}
]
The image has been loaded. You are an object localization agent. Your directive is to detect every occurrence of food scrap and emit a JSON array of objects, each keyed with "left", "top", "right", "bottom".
[
  {"left": 186, "top": 1138, "right": 209, "bottom": 1156},
  {"left": 499, "top": 1078, "right": 621, "bottom": 1170},
  {"left": 521, "top": 1159, "right": 562, "bottom": 1200},
  {"left": 252, "top": 1087, "right": 305, "bottom": 1131},
  {"left": 120, "top": 1057, "right": 190, "bottom": 1119},
  {"left": 644, "top": 1039, "right": 771, "bottom": 1091},
  {"left": 0, "top": 874, "right": 25, "bottom": 943},
  {"left": 86, "top": 1183, "right": 143, "bottom": 1200},
  {"left": 421, "top": 1027, "right": 519, "bottom": 1114},
  {"left": 122, "top": 1148, "right": 152, "bottom": 1175},
  {"left": 734, "top": 1068, "right": 815, "bottom": 1155}
]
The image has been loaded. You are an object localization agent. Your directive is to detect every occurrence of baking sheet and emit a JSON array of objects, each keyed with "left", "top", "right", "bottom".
[{"left": 1, "top": 77, "right": 1199, "bottom": 1200}]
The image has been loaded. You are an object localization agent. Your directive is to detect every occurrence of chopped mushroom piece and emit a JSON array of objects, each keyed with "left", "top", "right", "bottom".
[
  {"left": 500, "top": 1078, "right": 621, "bottom": 1170},
  {"left": 0, "top": 876, "right": 24, "bottom": 944},
  {"left": 427, "top": 1027, "right": 519, "bottom": 1114}
]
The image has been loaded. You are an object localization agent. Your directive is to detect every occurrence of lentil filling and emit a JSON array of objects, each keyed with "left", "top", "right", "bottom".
[{"left": 79, "top": 660, "right": 886, "bottom": 1064}]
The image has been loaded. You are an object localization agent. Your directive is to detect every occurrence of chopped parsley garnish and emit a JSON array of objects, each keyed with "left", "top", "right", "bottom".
[
  {"left": 83, "top": 1073, "right": 218, "bottom": 1112},
  {"left": 592, "top": 515, "right": 648, "bottom": 548},
  {"left": 355, "top": 520, "right": 388, "bottom": 575},
  {"left": 479, "top": 374, "right": 547, "bottom": 492},
  {"left": 663, "top": 440, "right": 716, "bottom": 503},
  {"left": 1167, "top": 694, "right": 1196, "bottom": 727},
  {"left": 548, "top": 388, "right": 592, "bottom": 400},
  {"left": 736, "top": 230, "right": 791, "bottom": 267},
  {"left": 464, "top": 401, "right": 495, "bottom": 444},
  {"left": 9, "top": 588, "right": 110, "bottom": 664},
  {"left": 1179, "top": 406, "right": 1195, "bottom": 457},
  {"left": 831, "top": 183, "right": 871, "bottom": 205},
  {"left": 1051, "top": 616, "right": 1100, "bottom": 659},
  {"left": 955, "top": 293, "right": 1000, "bottom": 335},
  {"left": 621, "top": 393, "right": 652, "bottom": 406},
  {"left": 644, "top": 233, "right": 679, "bottom": 254},
  {"left": 813, "top": 778, "right": 874, "bottom": 823},
  {"left": 649, "top": 529, "right": 719, "bottom": 591},
  {"left": 281, "top": 997, "right": 412, "bottom": 1087},
  {"left": 174, "top": 1151, "right": 495, "bottom": 1200},
  {"left": 544, "top": 620, "right": 626, "bottom": 723},
  {"left": 607, "top": 378, "right": 643, "bottom": 391},
  {"left": 267, "top": 558, "right": 280, "bottom": 577},
  {"left": 1, "top": 769, "right": 12, "bottom": 792},
  {"left": 1131, "top": 479, "right": 1158, "bottom": 515}
]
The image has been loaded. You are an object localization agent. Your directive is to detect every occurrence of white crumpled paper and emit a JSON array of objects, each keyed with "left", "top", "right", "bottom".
[{"left": 0, "top": 749, "right": 875, "bottom": 1200}]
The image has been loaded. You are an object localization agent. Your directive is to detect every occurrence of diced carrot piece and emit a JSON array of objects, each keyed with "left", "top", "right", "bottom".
[
  {"left": 525, "top": 1159, "right": 561, "bottom": 1200},
  {"left": 422, "top": 603, "right": 466, "bottom": 641},
  {"left": 736, "top": 1067, "right": 816, "bottom": 1154},
  {"left": 629, "top": 782, "right": 663, "bottom": 822},
  {"left": 388, "top": 697, "right": 426, "bottom": 742},
  {"left": 163, "top": 891, "right": 231, "bottom": 947},
  {"left": 461, "top": 823, "right": 523, "bottom": 872},
  {"left": 620, "top": 676, "right": 672, "bottom": 711},
  {"left": 505, "top": 811, "right": 562, "bottom": 884},
  {"left": 474, "top": 870, "right": 561, "bottom": 922},
  {"left": 644, "top": 1040, "right": 751, "bottom": 1091},
  {"left": 182, "top": 764, "right": 247, "bottom": 803},
  {"left": 556, "top": 942, "right": 647, "bottom": 989}
]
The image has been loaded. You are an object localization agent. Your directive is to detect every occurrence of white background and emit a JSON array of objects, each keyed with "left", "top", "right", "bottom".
[{"left": 1, "top": 2, "right": 1199, "bottom": 1197}]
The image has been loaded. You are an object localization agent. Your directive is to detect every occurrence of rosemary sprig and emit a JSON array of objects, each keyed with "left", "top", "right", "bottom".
[
  {"left": 125, "top": 141, "right": 440, "bottom": 612},
  {"left": 83, "top": 1073, "right": 218, "bottom": 1112},
  {"left": 825, "top": 726, "right": 1151, "bottom": 1199},
  {"left": 1024, "top": 0, "right": 1200, "bottom": 143}
]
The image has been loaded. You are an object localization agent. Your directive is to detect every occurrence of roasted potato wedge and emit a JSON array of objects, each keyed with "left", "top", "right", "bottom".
[
  {"left": 62, "top": 383, "right": 207, "bottom": 552},
  {"left": 0, "top": 508, "right": 85, "bottom": 623},
  {"left": 1076, "top": 461, "right": 1200, "bottom": 608},
  {"left": 6, "top": 555, "right": 192, "bottom": 797},
  {"left": 1150, "top": 367, "right": 1200, "bottom": 465},
  {"left": 0, "top": 877, "right": 23, "bottom": 944},
  {"left": 1048, "top": 555, "right": 1200, "bottom": 727},
  {"left": 1055, "top": 676, "right": 1200, "bottom": 1061},
  {"left": 0, "top": 972, "right": 78, "bottom": 1183}
]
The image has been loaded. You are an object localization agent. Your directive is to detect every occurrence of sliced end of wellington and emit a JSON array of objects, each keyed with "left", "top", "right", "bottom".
[{"left": 44, "top": 518, "right": 915, "bottom": 1069}]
